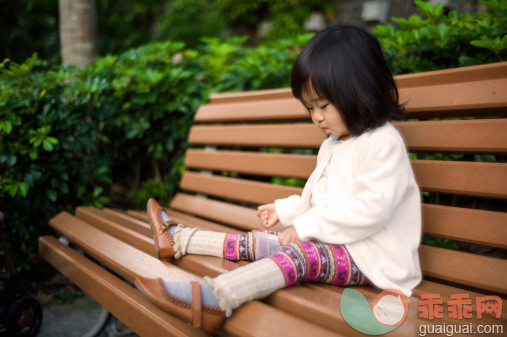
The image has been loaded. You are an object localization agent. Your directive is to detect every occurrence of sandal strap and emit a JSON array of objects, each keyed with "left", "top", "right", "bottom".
[
  {"left": 164, "top": 220, "right": 178, "bottom": 227},
  {"left": 158, "top": 220, "right": 178, "bottom": 235},
  {"left": 191, "top": 281, "right": 202, "bottom": 328}
]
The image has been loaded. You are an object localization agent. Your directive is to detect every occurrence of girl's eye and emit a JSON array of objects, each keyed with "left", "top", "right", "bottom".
[{"left": 304, "top": 104, "right": 328, "bottom": 111}]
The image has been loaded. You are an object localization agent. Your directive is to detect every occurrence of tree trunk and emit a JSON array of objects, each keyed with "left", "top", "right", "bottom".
[{"left": 59, "top": 0, "right": 98, "bottom": 67}]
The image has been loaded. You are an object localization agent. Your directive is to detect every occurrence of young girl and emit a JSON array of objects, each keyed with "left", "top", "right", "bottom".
[{"left": 135, "top": 24, "right": 422, "bottom": 334}]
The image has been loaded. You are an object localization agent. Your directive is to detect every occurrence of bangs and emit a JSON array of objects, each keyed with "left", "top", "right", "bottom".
[
  {"left": 291, "top": 59, "right": 329, "bottom": 102},
  {"left": 290, "top": 31, "right": 338, "bottom": 103}
]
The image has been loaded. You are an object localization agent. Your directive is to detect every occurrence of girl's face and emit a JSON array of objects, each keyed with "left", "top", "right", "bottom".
[{"left": 300, "top": 86, "right": 351, "bottom": 140}]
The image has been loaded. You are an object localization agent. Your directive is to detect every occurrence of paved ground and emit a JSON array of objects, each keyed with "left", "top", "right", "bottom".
[{"left": 38, "top": 294, "right": 137, "bottom": 337}]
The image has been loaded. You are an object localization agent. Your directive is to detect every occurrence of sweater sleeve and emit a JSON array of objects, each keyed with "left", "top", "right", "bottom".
[
  {"left": 274, "top": 195, "right": 302, "bottom": 227},
  {"left": 293, "top": 134, "right": 409, "bottom": 244}
]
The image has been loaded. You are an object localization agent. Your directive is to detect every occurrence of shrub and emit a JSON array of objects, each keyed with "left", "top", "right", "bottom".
[
  {"left": 0, "top": 35, "right": 311, "bottom": 270},
  {"left": 374, "top": 0, "right": 506, "bottom": 74},
  {"left": 83, "top": 41, "right": 208, "bottom": 198},
  {"left": 0, "top": 55, "right": 111, "bottom": 270}
]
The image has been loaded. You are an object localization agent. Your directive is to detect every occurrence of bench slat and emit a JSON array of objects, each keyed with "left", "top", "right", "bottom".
[
  {"left": 398, "top": 119, "right": 507, "bottom": 154},
  {"left": 169, "top": 193, "right": 507, "bottom": 249},
  {"left": 76, "top": 207, "right": 157, "bottom": 257},
  {"left": 208, "top": 62, "right": 507, "bottom": 104},
  {"left": 126, "top": 208, "right": 241, "bottom": 234},
  {"left": 422, "top": 204, "right": 507, "bottom": 249},
  {"left": 189, "top": 123, "right": 324, "bottom": 148},
  {"left": 101, "top": 208, "right": 152, "bottom": 236},
  {"left": 222, "top": 301, "right": 342, "bottom": 337},
  {"left": 262, "top": 284, "right": 425, "bottom": 337},
  {"left": 184, "top": 149, "right": 507, "bottom": 198},
  {"left": 180, "top": 168, "right": 506, "bottom": 209},
  {"left": 200, "top": 77, "right": 507, "bottom": 122},
  {"left": 180, "top": 171, "right": 301, "bottom": 205},
  {"left": 209, "top": 87, "right": 294, "bottom": 104},
  {"left": 419, "top": 245, "right": 507, "bottom": 295},
  {"left": 39, "top": 236, "right": 206, "bottom": 337},
  {"left": 310, "top": 282, "right": 507, "bottom": 326},
  {"left": 184, "top": 149, "right": 314, "bottom": 180},
  {"left": 50, "top": 212, "right": 199, "bottom": 283},
  {"left": 410, "top": 280, "right": 507, "bottom": 317},
  {"left": 103, "top": 208, "right": 242, "bottom": 236},
  {"left": 189, "top": 119, "right": 507, "bottom": 154},
  {"left": 412, "top": 160, "right": 507, "bottom": 198},
  {"left": 76, "top": 209, "right": 249, "bottom": 277},
  {"left": 170, "top": 193, "right": 285, "bottom": 232},
  {"left": 195, "top": 98, "right": 306, "bottom": 123},
  {"left": 400, "top": 78, "right": 507, "bottom": 117}
]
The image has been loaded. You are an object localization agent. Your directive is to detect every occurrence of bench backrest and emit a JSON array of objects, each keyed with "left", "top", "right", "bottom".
[{"left": 169, "top": 61, "right": 507, "bottom": 296}]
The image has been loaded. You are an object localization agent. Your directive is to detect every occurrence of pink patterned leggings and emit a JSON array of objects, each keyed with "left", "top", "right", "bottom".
[{"left": 223, "top": 230, "right": 371, "bottom": 287}]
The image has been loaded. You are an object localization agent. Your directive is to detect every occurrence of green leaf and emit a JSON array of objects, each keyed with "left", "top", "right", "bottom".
[
  {"left": 32, "top": 139, "right": 42, "bottom": 148},
  {"left": 19, "top": 183, "right": 29, "bottom": 197},
  {"left": 42, "top": 139, "right": 54, "bottom": 151},
  {"left": 46, "top": 137, "right": 59, "bottom": 144},
  {"left": 474, "top": 154, "right": 496, "bottom": 162},
  {"left": 77, "top": 185, "right": 86, "bottom": 197},
  {"left": 93, "top": 185, "right": 103, "bottom": 197},
  {"left": 415, "top": 0, "right": 439, "bottom": 21},
  {"left": 7, "top": 155, "right": 17, "bottom": 166},
  {"left": 60, "top": 183, "right": 69, "bottom": 194},
  {"left": 442, "top": 239, "right": 459, "bottom": 250},
  {"left": 7, "top": 184, "right": 18, "bottom": 197},
  {"left": 46, "top": 189, "right": 57, "bottom": 202},
  {"left": 0, "top": 121, "right": 13, "bottom": 134},
  {"left": 500, "top": 34, "right": 507, "bottom": 50}
]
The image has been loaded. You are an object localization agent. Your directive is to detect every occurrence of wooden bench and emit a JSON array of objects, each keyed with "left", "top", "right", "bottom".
[{"left": 39, "top": 61, "right": 507, "bottom": 336}]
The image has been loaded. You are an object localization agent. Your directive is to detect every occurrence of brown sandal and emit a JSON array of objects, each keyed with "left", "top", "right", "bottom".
[
  {"left": 134, "top": 276, "right": 226, "bottom": 334},
  {"left": 147, "top": 198, "right": 179, "bottom": 259}
]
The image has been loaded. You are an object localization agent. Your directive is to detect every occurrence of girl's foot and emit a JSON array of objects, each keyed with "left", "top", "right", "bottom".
[
  {"left": 134, "top": 277, "right": 226, "bottom": 333},
  {"left": 147, "top": 198, "right": 179, "bottom": 259}
]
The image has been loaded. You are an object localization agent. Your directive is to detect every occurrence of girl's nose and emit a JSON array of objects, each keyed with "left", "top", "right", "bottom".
[{"left": 313, "top": 110, "right": 324, "bottom": 121}]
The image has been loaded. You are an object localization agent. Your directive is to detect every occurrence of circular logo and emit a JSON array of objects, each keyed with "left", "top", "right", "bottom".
[
  {"left": 340, "top": 288, "right": 409, "bottom": 335},
  {"left": 371, "top": 289, "right": 409, "bottom": 327}
]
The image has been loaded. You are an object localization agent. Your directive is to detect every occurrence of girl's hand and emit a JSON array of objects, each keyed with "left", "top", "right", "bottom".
[
  {"left": 257, "top": 203, "right": 280, "bottom": 228},
  {"left": 278, "top": 226, "right": 301, "bottom": 246}
]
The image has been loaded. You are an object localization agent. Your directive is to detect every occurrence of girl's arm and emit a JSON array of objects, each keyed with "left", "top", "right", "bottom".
[
  {"left": 274, "top": 195, "right": 302, "bottom": 227},
  {"left": 293, "top": 134, "right": 411, "bottom": 244}
]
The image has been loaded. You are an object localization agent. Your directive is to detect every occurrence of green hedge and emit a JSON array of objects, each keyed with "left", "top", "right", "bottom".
[
  {"left": 0, "top": 35, "right": 312, "bottom": 272},
  {"left": 0, "top": 0, "right": 504, "bottom": 272},
  {"left": 375, "top": 0, "right": 505, "bottom": 74}
]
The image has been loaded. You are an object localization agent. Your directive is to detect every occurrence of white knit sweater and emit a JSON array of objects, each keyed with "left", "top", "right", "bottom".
[{"left": 274, "top": 122, "right": 422, "bottom": 296}]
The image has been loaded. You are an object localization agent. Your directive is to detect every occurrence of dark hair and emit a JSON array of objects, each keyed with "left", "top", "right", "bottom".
[{"left": 291, "top": 24, "right": 406, "bottom": 136}]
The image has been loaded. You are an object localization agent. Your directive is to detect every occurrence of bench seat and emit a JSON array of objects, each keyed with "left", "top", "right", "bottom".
[{"left": 41, "top": 205, "right": 506, "bottom": 336}]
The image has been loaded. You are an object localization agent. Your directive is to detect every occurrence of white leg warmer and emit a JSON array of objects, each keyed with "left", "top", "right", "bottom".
[
  {"left": 173, "top": 225, "right": 227, "bottom": 260},
  {"left": 203, "top": 258, "right": 285, "bottom": 317}
]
